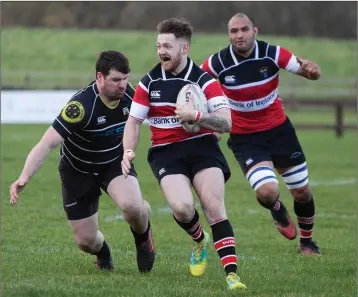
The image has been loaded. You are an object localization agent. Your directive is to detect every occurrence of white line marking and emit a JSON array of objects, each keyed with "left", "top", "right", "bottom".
[
  {"left": 104, "top": 179, "right": 355, "bottom": 222},
  {"left": 310, "top": 178, "right": 356, "bottom": 187}
]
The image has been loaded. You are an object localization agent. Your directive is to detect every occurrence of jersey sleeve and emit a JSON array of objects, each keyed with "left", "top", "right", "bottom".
[
  {"left": 275, "top": 46, "right": 300, "bottom": 74},
  {"left": 129, "top": 78, "right": 150, "bottom": 121},
  {"left": 199, "top": 74, "right": 230, "bottom": 113},
  {"left": 201, "top": 55, "right": 219, "bottom": 79},
  {"left": 52, "top": 97, "right": 88, "bottom": 139}
]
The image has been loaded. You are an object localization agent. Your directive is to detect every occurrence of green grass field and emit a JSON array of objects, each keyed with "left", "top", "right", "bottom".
[
  {"left": 2, "top": 28, "right": 356, "bottom": 98},
  {"left": 2, "top": 120, "right": 356, "bottom": 297}
]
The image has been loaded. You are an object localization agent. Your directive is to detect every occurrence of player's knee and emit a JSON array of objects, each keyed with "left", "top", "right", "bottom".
[
  {"left": 291, "top": 184, "right": 312, "bottom": 203},
  {"left": 256, "top": 183, "right": 279, "bottom": 204},
  {"left": 121, "top": 201, "right": 143, "bottom": 222},
  {"left": 142, "top": 200, "right": 151, "bottom": 216},
  {"left": 75, "top": 234, "right": 97, "bottom": 252},
  {"left": 172, "top": 201, "right": 195, "bottom": 222}
]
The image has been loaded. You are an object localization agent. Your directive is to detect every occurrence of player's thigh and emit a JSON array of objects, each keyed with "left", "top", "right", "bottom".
[
  {"left": 160, "top": 174, "right": 195, "bottom": 216},
  {"left": 147, "top": 144, "right": 190, "bottom": 182},
  {"left": 190, "top": 135, "right": 231, "bottom": 183},
  {"left": 59, "top": 159, "right": 101, "bottom": 221},
  {"left": 270, "top": 117, "right": 307, "bottom": 169},
  {"left": 100, "top": 157, "right": 141, "bottom": 211},
  {"left": 192, "top": 167, "right": 227, "bottom": 223},
  {"left": 227, "top": 133, "right": 271, "bottom": 174},
  {"left": 269, "top": 118, "right": 309, "bottom": 194},
  {"left": 106, "top": 175, "right": 144, "bottom": 213}
]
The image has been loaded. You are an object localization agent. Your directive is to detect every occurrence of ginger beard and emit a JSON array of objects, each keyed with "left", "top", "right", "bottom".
[
  {"left": 157, "top": 34, "right": 187, "bottom": 73},
  {"left": 160, "top": 50, "right": 182, "bottom": 73}
]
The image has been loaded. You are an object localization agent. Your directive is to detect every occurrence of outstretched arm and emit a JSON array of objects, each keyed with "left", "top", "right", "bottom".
[
  {"left": 295, "top": 57, "right": 321, "bottom": 80},
  {"left": 10, "top": 126, "right": 64, "bottom": 204}
]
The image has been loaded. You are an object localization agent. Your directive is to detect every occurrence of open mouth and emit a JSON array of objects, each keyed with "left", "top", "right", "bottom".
[{"left": 161, "top": 57, "right": 171, "bottom": 62}]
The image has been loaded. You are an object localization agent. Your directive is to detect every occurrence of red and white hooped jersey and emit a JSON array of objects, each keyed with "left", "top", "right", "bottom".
[
  {"left": 201, "top": 40, "right": 301, "bottom": 134},
  {"left": 130, "top": 57, "right": 230, "bottom": 147}
]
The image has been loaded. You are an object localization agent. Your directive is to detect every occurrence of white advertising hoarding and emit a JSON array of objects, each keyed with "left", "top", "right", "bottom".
[{"left": 2, "top": 90, "right": 80, "bottom": 124}]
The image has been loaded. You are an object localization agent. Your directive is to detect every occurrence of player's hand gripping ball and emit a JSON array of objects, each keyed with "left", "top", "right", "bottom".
[{"left": 176, "top": 84, "right": 208, "bottom": 133}]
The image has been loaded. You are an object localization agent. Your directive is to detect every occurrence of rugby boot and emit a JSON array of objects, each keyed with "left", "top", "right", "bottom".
[
  {"left": 189, "top": 230, "right": 210, "bottom": 276},
  {"left": 226, "top": 272, "right": 247, "bottom": 292},
  {"left": 300, "top": 239, "right": 321, "bottom": 256},
  {"left": 270, "top": 205, "right": 297, "bottom": 240},
  {"left": 135, "top": 227, "right": 155, "bottom": 273}
]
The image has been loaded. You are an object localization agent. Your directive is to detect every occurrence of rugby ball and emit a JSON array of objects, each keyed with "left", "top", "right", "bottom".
[{"left": 176, "top": 84, "right": 208, "bottom": 133}]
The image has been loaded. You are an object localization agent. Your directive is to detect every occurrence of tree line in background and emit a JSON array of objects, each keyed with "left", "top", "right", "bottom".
[{"left": 2, "top": 1, "right": 357, "bottom": 39}]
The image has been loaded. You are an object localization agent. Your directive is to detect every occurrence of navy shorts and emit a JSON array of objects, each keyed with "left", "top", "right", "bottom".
[
  {"left": 227, "top": 117, "right": 306, "bottom": 174},
  {"left": 58, "top": 156, "right": 136, "bottom": 220},
  {"left": 148, "top": 134, "right": 231, "bottom": 183}
]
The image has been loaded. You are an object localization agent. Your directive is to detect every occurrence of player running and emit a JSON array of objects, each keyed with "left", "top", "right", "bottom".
[
  {"left": 10, "top": 50, "right": 155, "bottom": 272},
  {"left": 201, "top": 13, "right": 321, "bottom": 256},
  {"left": 121, "top": 17, "right": 247, "bottom": 292}
]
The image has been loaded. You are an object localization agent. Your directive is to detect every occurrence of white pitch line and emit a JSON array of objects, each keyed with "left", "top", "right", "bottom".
[
  {"left": 310, "top": 178, "right": 356, "bottom": 187},
  {"left": 104, "top": 179, "right": 356, "bottom": 222}
]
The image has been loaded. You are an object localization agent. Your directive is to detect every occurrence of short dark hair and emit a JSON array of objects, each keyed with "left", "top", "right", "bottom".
[
  {"left": 157, "top": 17, "right": 193, "bottom": 43},
  {"left": 95, "top": 50, "right": 130, "bottom": 76}
]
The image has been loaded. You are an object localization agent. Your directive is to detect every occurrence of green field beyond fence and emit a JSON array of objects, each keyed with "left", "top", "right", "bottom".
[{"left": 2, "top": 28, "right": 357, "bottom": 99}]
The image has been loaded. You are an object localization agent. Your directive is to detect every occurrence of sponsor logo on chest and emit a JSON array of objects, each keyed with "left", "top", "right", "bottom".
[
  {"left": 97, "top": 116, "right": 107, "bottom": 124},
  {"left": 150, "top": 90, "right": 161, "bottom": 99},
  {"left": 224, "top": 75, "right": 236, "bottom": 84}
]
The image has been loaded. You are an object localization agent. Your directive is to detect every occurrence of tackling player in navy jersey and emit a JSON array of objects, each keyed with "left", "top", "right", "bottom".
[
  {"left": 10, "top": 51, "right": 155, "bottom": 273},
  {"left": 201, "top": 13, "right": 321, "bottom": 256}
]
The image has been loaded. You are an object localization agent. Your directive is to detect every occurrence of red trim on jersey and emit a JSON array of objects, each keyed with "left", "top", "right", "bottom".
[
  {"left": 222, "top": 75, "right": 285, "bottom": 134},
  {"left": 148, "top": 105, "right": 175, "bottom": 117},
  {"left": 204, "top": 80, "right": 225, "bottom": 100},
  {"left": 222, "top": 75, "right": 279, "bottom": 102},
  {"left": 133, "top": 84, "right": 150, "bottom": 107},
  {"left": 201, "top": 57, "right": 216, "bottom": 78},
  {"left": 150, "top": 126, "right": 212, "bottom": 146},
  {"left": 230, "top": 100, "right": 286, "bottom": 134},
  {"left": 278, "top": 47, "right": 293, "bottom": 69}
]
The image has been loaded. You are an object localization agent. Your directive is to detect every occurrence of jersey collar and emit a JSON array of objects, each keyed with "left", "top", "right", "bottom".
[
  {"left": 229, "top": 40, "right": 258, "bottom": 65},
  {"left": 161, "top": 57, "right": 193, "bottom": 80}
]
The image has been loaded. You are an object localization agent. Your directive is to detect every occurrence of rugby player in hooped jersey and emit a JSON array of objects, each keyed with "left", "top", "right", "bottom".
[
  {"left": 122, "top": 18, "right": 247, "bottom": 292},
  {"left": 9, "top": 51, "right": 155, "bottom": 273},
  {"left": 201, "top": 13, "right": 321, "bottom": 256}
]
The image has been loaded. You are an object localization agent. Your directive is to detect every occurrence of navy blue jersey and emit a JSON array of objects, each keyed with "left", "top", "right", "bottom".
[{"left": 52, "top": 81, "right": 134, "bottom": 174}]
